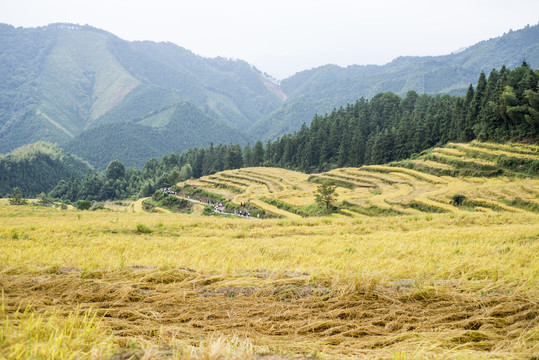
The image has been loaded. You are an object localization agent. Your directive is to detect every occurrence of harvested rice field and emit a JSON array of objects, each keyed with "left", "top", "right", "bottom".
[
  {"left": 1, "top": 204, "right": 538, "bottom": 359},
  {"left": 183, "top": 142, "right": 538, "bottom": 219}
]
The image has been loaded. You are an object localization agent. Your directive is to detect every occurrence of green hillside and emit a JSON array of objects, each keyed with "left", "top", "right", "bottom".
[
  {"left": 0, "top": 142, "right": 92, "bottom": 196},
  {"left": 249, "top": 24, "right": 539, "bottom": 140},
  {"left": 0, "top": 23, "right": 282, "bottom": 157},
  {"left": 88, "top": 85, "right": 182, "bottom": 128}
]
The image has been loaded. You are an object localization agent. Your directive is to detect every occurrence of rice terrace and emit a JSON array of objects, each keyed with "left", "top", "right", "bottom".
[{"left": 1, "top": 141, "right": 538, "bottom": 359}]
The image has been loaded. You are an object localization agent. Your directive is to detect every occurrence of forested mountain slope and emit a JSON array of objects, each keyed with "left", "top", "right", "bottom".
[
  {"left": 0, "top": 23, "right": 282, "bottom": 157},
  {"left": 178, "top": 64, "right": 539, "bottom": 176},
  {"left": 64, "top": 101, "right": 249, "bottom": 169},
  {"left": 249, "top": 24, "right": 539, "bottom": 140}
]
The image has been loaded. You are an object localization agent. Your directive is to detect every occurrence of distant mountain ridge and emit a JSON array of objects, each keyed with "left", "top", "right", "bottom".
[{"left": 0, "top": 22, "right": 538, "bottom": 168}]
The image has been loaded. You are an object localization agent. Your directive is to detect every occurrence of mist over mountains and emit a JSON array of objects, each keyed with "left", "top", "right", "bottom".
[{"left": 0, "top": 22, "right": 538, "bottom": 168}]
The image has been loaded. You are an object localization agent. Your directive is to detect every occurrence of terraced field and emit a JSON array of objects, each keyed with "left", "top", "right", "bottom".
[{"left": 182, "top": 142, "right": 539, "bottom": 218}]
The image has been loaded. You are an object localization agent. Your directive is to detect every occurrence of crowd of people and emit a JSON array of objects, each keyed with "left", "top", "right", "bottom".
[
  {"left": 160, "top": 187, "right": 177, "bottom": 195},
  {"left": 208, "top": 200, "right": 225, "bottom": 213},
  {"left": 234, "top": 209, "right": 251, "bottom": 217},
  {"left": 201, "top": 199, "right": 258, "bottom": 217}
]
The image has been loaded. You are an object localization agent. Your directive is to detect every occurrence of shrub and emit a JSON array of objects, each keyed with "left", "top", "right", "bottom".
[
  {"left": 452, "top": 194, "right": 467, "bottom": 206},
  {"left": 9, "top": 187, "right": 27, "bottom": 205},
  {"left": 89, "top": 202, "right": 105, "bottom": 211},
  {"left": 142, "top": 200, "right": 156, "bottom": 212},
  {"left": 202, "top": 205, "right": 214, "bottom": 216},
  {"left": 161, "top": 195, "right": 181, "bottom": 206},
  {"left": 136, "top": 223, "right": 153, "bottom": 234},
  {"left": 38, "top": 192, "right": 54, "bottom": 206},
  {"left": 152, "top": 190, "right": 166, "bottom": 202},
  {"left": 76, "top": 200, "right": 92, "bottom": 210}
]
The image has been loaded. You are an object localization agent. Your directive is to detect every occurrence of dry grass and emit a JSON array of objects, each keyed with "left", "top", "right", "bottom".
[
  {"left": 453, "top": 142, "right": 539, "bottom": 160},
  {"left": 1, "top": 202, "right": 538, "bottom": 359}
]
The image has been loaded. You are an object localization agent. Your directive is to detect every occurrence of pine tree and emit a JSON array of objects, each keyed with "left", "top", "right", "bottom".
[
  {"left": 252, "top": 140, "right": 265, "bottom": 167},
  {"left": 457, "top": 85, "right": 474, "bottom": 141},
  {"left": 225, "top": 144, "right": 243, "bottom": 170},
  {"left": 243, "top": 144, "right": 253, "bottom": 167}
]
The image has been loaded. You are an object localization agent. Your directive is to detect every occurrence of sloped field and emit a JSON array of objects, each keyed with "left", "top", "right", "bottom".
[{"left": 182, "top": 142, "right": 539, "bottom": 219}]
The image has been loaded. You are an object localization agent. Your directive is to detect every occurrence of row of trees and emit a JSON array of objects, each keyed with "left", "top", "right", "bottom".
[{"left": 49, "top": 156, "right": 193, "bottom": 203}]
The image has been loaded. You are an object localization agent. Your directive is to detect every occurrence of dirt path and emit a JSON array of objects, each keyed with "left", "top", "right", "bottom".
[
  {"left": 131, "top": 197, "right": 171, "bottom": 214},
  {"left": 132, "top": 197, "right": 148, "bottom": 213},
  {"left": 133, "top": 196, "right": 251, "bottom": 217}
]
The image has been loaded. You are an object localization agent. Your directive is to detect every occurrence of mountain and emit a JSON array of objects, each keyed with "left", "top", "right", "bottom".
[
  {"left": 0, "top": 142, "right": 92, "bottom": 196},
  {"left": 248, "top": 24, "right": 539, "bottom": 140},
  {"left": 1, "top": 22, "right": 538, "bottom": 167},
  {"left": 0, "top": 23, "right": 283, "bottom": 166}
]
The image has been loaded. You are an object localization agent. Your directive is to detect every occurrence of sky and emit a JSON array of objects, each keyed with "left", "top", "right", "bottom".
[{"left": 1, "top": 0, "right": 538, "bottom": 79}]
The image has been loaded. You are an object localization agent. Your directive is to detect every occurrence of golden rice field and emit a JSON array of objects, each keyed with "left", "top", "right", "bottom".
[
  {"left": 1, "top": 142, "right": 538, "bottom": 359},
  {"left": 183, "top": 141, "right": 539, "bottom": 219}
]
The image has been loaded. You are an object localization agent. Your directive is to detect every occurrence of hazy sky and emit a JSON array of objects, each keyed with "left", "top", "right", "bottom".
[{"left": 1, "top": 0, "right": 538, "bottom": 79}]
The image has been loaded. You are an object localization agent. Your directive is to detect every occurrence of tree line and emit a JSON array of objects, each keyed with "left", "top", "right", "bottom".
[{"left": 48, "top": 156, "right": 193, "bottom": 203}]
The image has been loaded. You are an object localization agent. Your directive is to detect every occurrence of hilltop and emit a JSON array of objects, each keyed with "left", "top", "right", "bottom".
[
  {"left": 0, "top": 23, "right": 278, "bottom": 167},
  {"left": 250, "top": 24, "right": 539, "bottom": 140},
  {"left": 0, "top": 141, "right": 92, "bottom": 197}
]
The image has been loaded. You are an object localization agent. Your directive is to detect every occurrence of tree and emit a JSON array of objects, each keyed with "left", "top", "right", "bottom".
[
  {"left": 38, "top": 192, "right": 54, "bottom": 206},
  {"left": 178, "top": 164, "right": 193, "bottom": 180},
  {"left": 105, "top": 160, "right": 125, "bottom": 181},
  {"left": 225, "top": 144, "right": 243, "bottom": 170},
  {"left": 9, "top": 187, "right": 27, "bottom": 205},
  {"left": 167, "top": 169, "right": 181, "bottom": 187},
  {"left": 252, "top": 140, "right": 265, "bottom": 167},
  {"left": 314, "top": 182, "right": 337, "bottom": 212},
  {"left": 76, "top": 200, "right": 92, "bottom": 210},
  {"left": 243, "top": 144, "right": 253, "bottom": 167}
]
